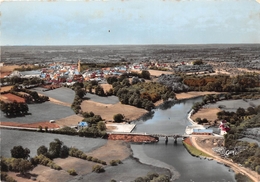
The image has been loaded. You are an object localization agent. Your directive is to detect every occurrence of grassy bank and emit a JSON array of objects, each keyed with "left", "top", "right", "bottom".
[
  {"left": 235, "top": 173, "right": 254, "bottom": 182},
  {"left": 182, "top": 139, "right": 211, "bottom": 158}
]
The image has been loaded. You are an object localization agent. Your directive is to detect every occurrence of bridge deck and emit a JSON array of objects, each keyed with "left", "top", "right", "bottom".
[{"left": 108, "top": 132, "right": 189, "bottom": 138}]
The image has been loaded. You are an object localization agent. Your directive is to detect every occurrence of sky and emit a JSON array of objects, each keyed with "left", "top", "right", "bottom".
[{"left": 1, "top": 0, "right": 260, "bottom": 45}]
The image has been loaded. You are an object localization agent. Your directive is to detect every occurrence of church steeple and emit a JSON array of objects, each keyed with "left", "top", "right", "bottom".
[{"left": 78, "top": 59, "right": 81, "bottom": 72}]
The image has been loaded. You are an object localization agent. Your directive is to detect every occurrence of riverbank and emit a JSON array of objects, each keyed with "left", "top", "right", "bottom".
[
  {"left": 175, "top": 91, "right": 219, "bottom": 100},
  {"left": 184, "top": 99, "right": 260, "bottom": 182},
  {"left": 182, "top": 137, "right": 212, "bottom": 158},
  {"left": 190, "top": 136, "right": 260, "bottom": 182}
]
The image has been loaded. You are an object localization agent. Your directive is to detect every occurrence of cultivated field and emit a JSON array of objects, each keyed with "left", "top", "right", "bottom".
[
  {"left": 81, "top": 100, "right": 148, "bottom": 122},
  {"left": 0, "top": 93, "right": 25, "bottom": 103}
]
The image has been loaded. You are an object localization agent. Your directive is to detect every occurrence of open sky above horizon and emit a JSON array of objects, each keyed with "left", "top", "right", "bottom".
[{"left": 1, "top": 0, "right": 260, "bottom": 46}]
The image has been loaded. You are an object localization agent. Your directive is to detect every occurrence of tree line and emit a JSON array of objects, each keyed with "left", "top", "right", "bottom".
[
  {"left": 182, "top": 73, "right": 259, "bottom": 92},
  {"left": 0, "top": 101, "right": 29, "bottom": 117},
  {"left": 0, "top": 76, "right": 43, "bottom": 86}
]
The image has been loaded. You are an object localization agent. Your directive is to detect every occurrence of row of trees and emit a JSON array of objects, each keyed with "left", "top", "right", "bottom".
[
  {"left": 11, "top": 87, "right": 49, "bottom": 103},
  {"left": 182, "top": 74, "right": 259, "bottom": 92},
  {"left": 132, "top": 172, "right": 170, "bottom": 182},
  {"left": 70, "top": 82, "right": 86, "bottom": 114},
  {"left": 0, "top": 76, "right": 43, "bottom": 86},
  {"left": 0, "top": 101, "right": 29, "bottom": 117}
]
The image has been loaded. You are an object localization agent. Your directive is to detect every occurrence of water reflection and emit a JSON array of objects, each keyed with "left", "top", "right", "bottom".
[{"left": 158, "top": 100, "right": 176, "bottom": 110}]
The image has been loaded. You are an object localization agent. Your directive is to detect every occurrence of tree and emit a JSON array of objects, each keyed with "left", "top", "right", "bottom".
[
  {"left": 131, "top": 77, "right": 141, "bottom": 85},
  {"left": 30, "top": 91, "right": 40, "bottom": 102},
  {"left": 236, "top": 107, "right": 246, "bottom": 117},
  {"left": 247, "top": 107, "right": 256, "bottom": 115},
  {"left": 107, "top": 76, "right": 118, "bottom": 84},
  {"left": 11, "top": 158, "right": 33, "bottom": 175},
  {"left": 11, "top": 146, "right": 30, "bottom": 159},
  {"left": 113, "top": 114, "right": 124, "bottom": 123},
  {"left": 195, "top": 117, "right": 202, "bottom": 124},
  {"left": 76, "top": 89, "right": 86, "bottom": 99},
  {"left": 48, "top": 139, "right": 63, "bottom": 159},
  {"left": 60, "top": 145, "right": 69, "bottom": 158},
  {"left": 1, "top": 157, "right": 8, "bottom": 172},
  {"left": 95, "top": 85, "right": 105, "bottom": 96},
  {"left": 37, "top": 145, "right": 48, "bottom": 156},
  {"left": 92, "top": 164, "right": 104, "bottom": 173},
  {"left": 141, "top": 70, "right": 151, "bottom": 79},
  {"left": 97, "top": 121, "right": 106, "bottom": 131},
  {"left": 121, "top": 78, "right": 130, "bottom": 87}
]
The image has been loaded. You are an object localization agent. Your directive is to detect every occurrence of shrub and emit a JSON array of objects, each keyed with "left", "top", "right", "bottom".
[
  {"left": 69, "top": 147, "right": 87, "bottom": 159},
  {"left": 195, "top": 117, "right": 202, "bottom": 124},
  {"left": 33, "top": 154, "right": 62, "bottom": 170},
  {"left": 97, "top": 159, "right": 102, "bottom": 164},
  {"left": 92, "top": 164, "right": 105, "bottom": 173},
  {"left": 81, "top": 154, "right": 87, "bottom": 160},
  {"left": 38, "top": 126, "right": 43, "bottom": 132},
  {"left": 113, "top": 114, "right": 124, "bottom": 123},
  {"left": 67, "top": 168, "right": 77, "bottom": 176},
  {"left": 87, "top": 156, "right": 93, "bottom": 161},
  {"left": 1, "top": 172, "right": 17, "bottom": 182},
  {"left": 50, "top": 163, "right": 62, "bottom": 170},
  {"left": 134, "top": 177, "right": 144, "bottom": 182},
  {"left": 115, "top": 159, "right": 122, "bottom": 164},
  {"left": 101, "top": 161, "right": 107, "bottom": 165},
  {"left": 152, "top": 174, "right": 170, "bottom": 182},
  {"left": 147, "top": 172, "right": 159, "bottom": 180},
  {"left": 92, "top": 158, "right": 98, "bottom": 163},
  {"left": 110, "top": 160, "right": 118, "bottom": 166}
]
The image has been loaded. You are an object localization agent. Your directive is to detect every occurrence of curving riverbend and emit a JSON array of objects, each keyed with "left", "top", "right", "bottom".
[{"left": 132, "top": 97, "right": 236, "bottom": 182}]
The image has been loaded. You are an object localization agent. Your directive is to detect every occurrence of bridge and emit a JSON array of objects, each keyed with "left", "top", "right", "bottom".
[
  {"left": 108, "top": 132, "right": 190, "bottom": 143},
  {"left": 149, "top": 133, "right": 190, "bottom": 143}
]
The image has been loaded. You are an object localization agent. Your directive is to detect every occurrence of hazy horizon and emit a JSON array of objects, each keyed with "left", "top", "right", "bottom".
[{"left": 2, "top": 43, "right": 260, "bottom": 47}]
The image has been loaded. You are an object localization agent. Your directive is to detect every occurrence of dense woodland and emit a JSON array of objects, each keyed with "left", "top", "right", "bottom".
[
  {"left": 222, "top": 106, "right": 260, "bottom": 174},
  {"left": 181, "top": 73, "right": 260, "bottom": 92}
]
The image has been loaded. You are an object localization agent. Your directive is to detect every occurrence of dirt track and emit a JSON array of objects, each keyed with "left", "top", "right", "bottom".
[{"left": 190, "top": 136, "right": 259, "bottom": 182}]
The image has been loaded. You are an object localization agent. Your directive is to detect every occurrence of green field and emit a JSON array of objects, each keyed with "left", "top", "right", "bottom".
[{"left": 183, "top": 141, "right": 211, "bottom": 157}]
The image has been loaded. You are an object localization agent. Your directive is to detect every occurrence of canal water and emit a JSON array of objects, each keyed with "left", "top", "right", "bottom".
[{"left": 132, "top": 97, "right": 236, "bottom": 182}]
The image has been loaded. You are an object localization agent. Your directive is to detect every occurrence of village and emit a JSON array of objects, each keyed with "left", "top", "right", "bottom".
[{"left": 1, "top": 59, "right": 213, "bottom": 87}]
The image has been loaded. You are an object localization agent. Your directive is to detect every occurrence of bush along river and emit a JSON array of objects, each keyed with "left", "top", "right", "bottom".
[{"left": 132, "top": 97, "right": 236, "bottom": 182}]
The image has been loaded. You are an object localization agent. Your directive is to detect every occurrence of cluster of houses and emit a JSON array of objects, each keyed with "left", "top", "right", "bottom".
[
  {"left": 4, "top": 61, "right": 149, "bottom": 85},
  {"left": 219, "top": 120, "right": 230, "bottom": 135},
  {"left": 3, "top": 59, "right": 212, "bottom": 86},
  {"left": 185, "top": 119, "right": 231, "bottom": 136}
]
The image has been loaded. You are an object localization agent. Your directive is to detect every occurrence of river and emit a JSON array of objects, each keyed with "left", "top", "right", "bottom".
[{"left": 131, "top": 97, "right": 236, "bottom": 182}]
